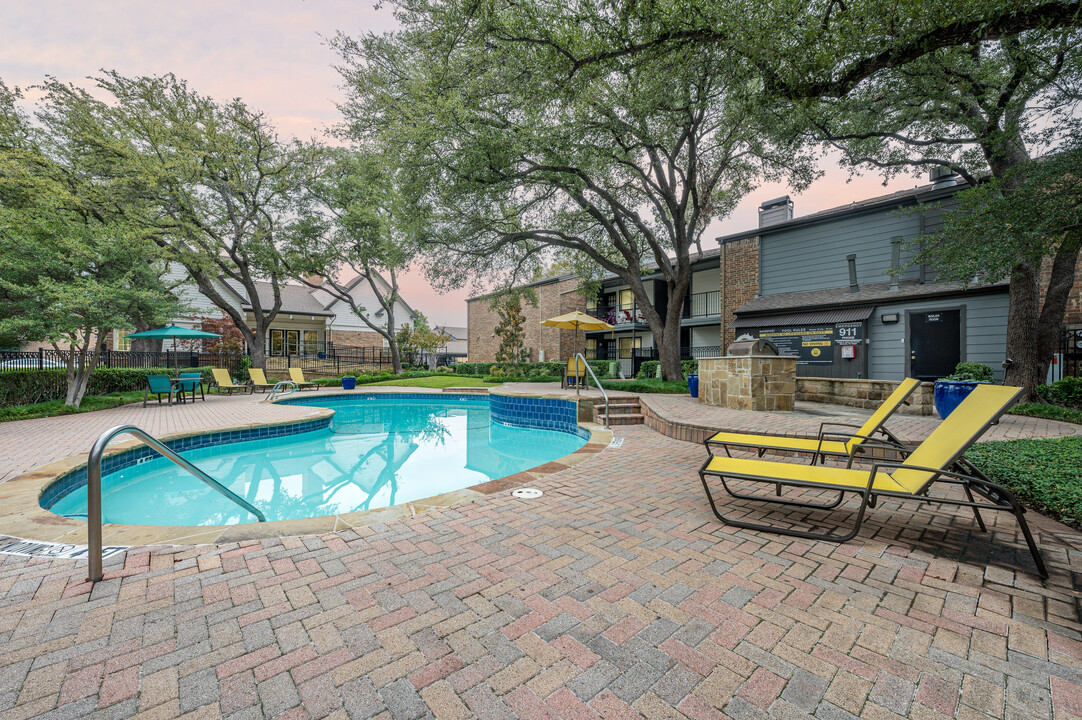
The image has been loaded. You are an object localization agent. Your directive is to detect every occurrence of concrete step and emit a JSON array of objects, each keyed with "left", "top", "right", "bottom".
[
  {"left": 598, "top": 403, "right": 642, "bottom": 415},
  {"left": 603, "top": 413, "right": 645, "bottom": 426}
]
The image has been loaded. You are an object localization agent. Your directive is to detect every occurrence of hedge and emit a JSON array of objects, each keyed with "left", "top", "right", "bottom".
[
  {"left": 636, "top": 359, "right": 698, "bottom": 380},
  {"left": 1038, "top": 376, "right": 1082, "bottom": 410},
  {"left": 0, "top": 366, "right": 218, "bottom": 408},
  {"left": 456, "top": 360, "right": 617, "bottom": 379}
]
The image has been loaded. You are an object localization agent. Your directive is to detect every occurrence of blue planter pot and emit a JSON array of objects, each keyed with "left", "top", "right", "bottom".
[
  {"left": 687, "top": 373, "right": 699, "bottom": 399},
  {"left": 341, "top": 376, "right": 357, "bottom": 390},
  {"left": 934, "top": 380, "right": 984, "bottom": 419}
]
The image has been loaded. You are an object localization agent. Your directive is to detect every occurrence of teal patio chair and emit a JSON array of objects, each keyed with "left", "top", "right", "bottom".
[
  {"left": 143, "top": 375, "right": 176, "bottom": 407},
  {"left": 178, "top": 372, "right": 205, "bottom": 402}
]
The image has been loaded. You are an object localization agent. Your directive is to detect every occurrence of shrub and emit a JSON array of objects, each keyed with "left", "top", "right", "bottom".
[
  {"left": 944, "top": 361, "right": 995, "bottom": 382},
  {"left": 1037, "top": 376, "right": 1082, "bottom": 410},
  {"left": 1010, "top": 402, "right": 1082, "bottom": 425},
  {"left": 435, "top": 366, "right": 455, "bottom": 374},
  {"left": 0, "top": 366, "right": 217, "bottom": 408},
  {"left": 682, "top": 359, "right": 699, "bottom": 378},
  {"left": 636, "top": 361, "right": 660, "bottom": 379},
  {"left": 599, "top": 378, "right": 689, "bottom": 394},
  {"left": 969, "top": 436, "right": 1082, "bottom": 529}
]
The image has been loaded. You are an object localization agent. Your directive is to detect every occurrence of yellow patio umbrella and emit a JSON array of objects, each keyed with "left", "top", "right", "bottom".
[{"left": 540, "top": 311, "right": 614, "bottom": 373}]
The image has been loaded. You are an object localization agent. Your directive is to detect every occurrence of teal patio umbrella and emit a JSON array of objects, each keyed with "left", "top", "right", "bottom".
[{"left": 125, "top": 325, "right": 221, "bottom": 370}]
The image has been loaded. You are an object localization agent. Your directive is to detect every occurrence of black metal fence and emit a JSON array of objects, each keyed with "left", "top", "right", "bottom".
[
  {"left": 1060, "top": 327, "right": 1082, "bottom": 379},
  {"left": 0, "top": 348, "right": 251, "bottom": 375}
]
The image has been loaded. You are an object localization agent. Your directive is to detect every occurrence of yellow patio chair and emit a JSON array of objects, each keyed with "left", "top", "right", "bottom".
[
  {"left": 562, "top": 357, "right": 588, "bottom": 390},
  {"left": 706, "top": 377, "right": 921, "bottom": 464},
  {"left": 288, "top": 368, "right": 319, "bottom": 391},
  {"left": 211, "top": 369, "right": 252, "bottom": 395},
  {"left": 247, "top": 368, "right": 277, "bottom": 393},
  {"left": 698, "top": 384, "right": 1047, "bottom": 577}
]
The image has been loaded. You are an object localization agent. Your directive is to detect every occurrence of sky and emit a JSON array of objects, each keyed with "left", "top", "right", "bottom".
[{"left": 1, "top": 2, "right": 924, "bottom": 327}]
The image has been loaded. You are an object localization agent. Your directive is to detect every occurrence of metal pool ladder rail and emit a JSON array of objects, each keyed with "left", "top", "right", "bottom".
[
  {"left": 85, "top": 424, "right": 266, "bottom": 582},
  {"left": 268, "top": 380, "right": 299, "bottom": 402},
  {"left": 576, "top": 353, "right": 609, "bottom": 429}
]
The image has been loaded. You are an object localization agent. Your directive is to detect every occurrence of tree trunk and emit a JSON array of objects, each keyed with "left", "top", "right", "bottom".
[
  {"left": 1002, "top": 260, "right": 1043, "bottom": 398},
  {"left": 129, "top": 316, "right": 164, "bottom": 354},
  {"left": 249, "top": 330, "right": 267, "bottom": 371},
  {"left": 1035, "top": 235, "right": 1082, "bottom": 387},
  {"left": 60, "top": 330, "right": 107, "bottom": 407},
  {"left": 388, "top": 337, "right": 403, "bottom": 374}
]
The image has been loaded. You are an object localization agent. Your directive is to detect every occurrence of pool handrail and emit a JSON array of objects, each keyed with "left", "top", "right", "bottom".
[
  {"left": 268, "top": 380, "right": 298, "bottom": 402},
  {"left": 576, "top": 352, "right": 609, "bottom": 429},
  {"left": 86, "top": 424, "right": 266, "bottom": 582}
]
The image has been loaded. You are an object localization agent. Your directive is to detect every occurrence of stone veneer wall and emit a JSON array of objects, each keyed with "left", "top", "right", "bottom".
[
  {"left": 698, "top": 355, "right": 796, "bottom": 411},
  {"left": 467, "top": 278, "right": 587, "bottom": 362},
  {"left": 796, "top": 377, "right": 935, "bottom": 415}
]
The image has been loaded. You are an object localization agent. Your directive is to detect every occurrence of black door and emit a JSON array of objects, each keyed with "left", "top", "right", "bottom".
[{"left": 909, "top": 309, "right": 961, "bottom": 380}]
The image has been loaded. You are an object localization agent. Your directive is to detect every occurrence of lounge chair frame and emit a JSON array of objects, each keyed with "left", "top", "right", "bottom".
[
  {"left": 211, "top": 369, "right": 253, "bottom": 396},
  {"left": 288, "top": 368, "right": 319, "bottom": 391},
  {"left": 247, "top": 369, "right": 276, "bottom": 394},
  {"left": 143, "top": 376, "right": 176, "bottom": 407},
  {"left": 698, "top": 457, "right": 1047, "bottom": 578},
  {"left": 698, "top": 385, "right": 1048, "bottom": 578},
  {"left": 706, "top": 377, "right": 920, "bottom": 465}
]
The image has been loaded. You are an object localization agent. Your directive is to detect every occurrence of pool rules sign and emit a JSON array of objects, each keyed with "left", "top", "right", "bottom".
[{"left": 752, "top": 323, "right": 863, "bottom": 366}]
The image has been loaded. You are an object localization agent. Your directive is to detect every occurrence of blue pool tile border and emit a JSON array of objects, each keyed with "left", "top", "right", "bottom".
[
  {"left": 41, "top": 392, "right": 587, "bottom": 511},
  {"left": 39, "top": 417, "right": 331, "bottom": 510}
]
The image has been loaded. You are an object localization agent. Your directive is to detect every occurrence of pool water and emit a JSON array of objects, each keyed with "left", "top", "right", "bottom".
[{"left": 49, "top": 396, "right": 586, "bottom": 526}]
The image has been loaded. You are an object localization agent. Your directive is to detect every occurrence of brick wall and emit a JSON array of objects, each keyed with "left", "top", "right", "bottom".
[
  {"left": 467, "top": 278, "right": 588, "bottom": 362},
  {"left": 1041, "top": 253, "right": 1082, "bottom": 327},
  {"left": 329, "top": 330, "right": 384, "bottom": 349},
  {"left": 719, "top": 236, "right": 760, "bottom": 349}
]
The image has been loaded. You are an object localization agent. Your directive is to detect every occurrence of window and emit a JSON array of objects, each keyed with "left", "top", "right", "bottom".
[
  {"left": 270, "top": 330, "right": 284, "bottom": 356},
  {"left": 585, "top": 337, "right": 597, "bottom": 359},
  {"left": 618, "top": 289, "right": 634, "bottom": 310},
  {"left": 115, "top": 330, "right": 132, "bottom": 351},
  {"left": 303, "top": 330, "right": 318, "bottom": 355},
  {"left": 586, "top": 296, "right": 597, "bottom": 312},
  {"left": 286, "top": 330, "right": 300, "bottom": 355},
  {"left": 617, "top": 336, "right": 641, "bottom": 359}
]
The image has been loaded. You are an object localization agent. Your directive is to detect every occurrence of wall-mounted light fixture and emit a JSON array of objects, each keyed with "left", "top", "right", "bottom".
[{"left": 881, "top": 313, "right": 899, "bottom": 324}]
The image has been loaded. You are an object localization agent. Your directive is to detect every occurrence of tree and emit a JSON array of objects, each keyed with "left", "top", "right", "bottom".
[
  {"left": 906, "top": 140, "right": 1082, "bottom": 380},
  {"left": 483, "top": 1, "right": 1081, "bottom": 88},
  {"left": 37, "top": 72, "right": 322, "bottom": 371},
  {"left": 783, "top": 20, "right": 1082, "bottom": 394},
  {"left": 0, "top": 81, "right": 182, "bottom": 405},
  {"left": 333, "top": 2, "right": 815, "bottom": 380},
  {"left": 408, "top": 312, "right": 451, "bottom": 369},
  {"left": 286, "top": 148, "right": 417, "bottom": 374},
  {"left": 492, "top": 295, "right": 530, "bottom": 364}
]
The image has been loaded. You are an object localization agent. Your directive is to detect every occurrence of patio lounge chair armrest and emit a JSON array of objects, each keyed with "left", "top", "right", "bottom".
[
  {"left": 820, "top": 431, "right": 907, "bottom": 448},
  {"left": 816, "top": 421, "right": 865, "bottom": 439},
  {"left": 869, "top": 462, "right": 981, "bottom": 485}
]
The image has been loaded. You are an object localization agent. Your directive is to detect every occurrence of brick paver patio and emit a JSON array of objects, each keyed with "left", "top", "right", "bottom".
[{"left": 2, "top": 389, "right": 1082, "bottom": 719}]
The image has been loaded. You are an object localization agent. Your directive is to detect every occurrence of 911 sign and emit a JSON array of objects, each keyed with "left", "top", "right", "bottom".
[{"left": 835, "top": 323, "right": 863, "bottom": 346}]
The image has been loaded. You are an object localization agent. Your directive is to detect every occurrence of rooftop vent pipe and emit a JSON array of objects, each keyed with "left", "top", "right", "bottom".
[
  {"left": 847, "top": 254, "right": 859, "bottom": 293},
  {"left": 889, "top": 238, "right": 902, "bottom": 292}
]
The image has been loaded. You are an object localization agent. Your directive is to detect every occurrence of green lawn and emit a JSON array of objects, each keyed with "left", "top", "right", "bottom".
[
  {"left": 0, "top": 391, "right": 147, "bottom": 422},
  {"left": 969, "top": 436, "right": 1082, "bottom": 529},
  {"left": 1009, "top": 402, "right": 1082, "bottom": 425},
  {"left": 365, "top": 376, "right": 501, "bottom": 388},
  {"left": 599, "top": 378, "right": 689, "bottom": 394}
]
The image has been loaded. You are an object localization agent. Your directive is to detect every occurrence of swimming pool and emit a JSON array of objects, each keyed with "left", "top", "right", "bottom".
[{"left": 45, "top": 394, "right": 588, "bottom": 526}]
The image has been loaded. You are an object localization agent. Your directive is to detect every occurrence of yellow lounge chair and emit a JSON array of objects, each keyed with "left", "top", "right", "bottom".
[
  {"left": 562, "top": 357, "right": 588, "bottom": 390},
  {"left": 211, "top": 369, "right": 252, "bottom": 395},
  {"left": 698, "top": 384, "right": 1047, "bottom": 577},
  {"left": 706, "top": 377, "right": 921, "bottom": 464},
  {"left": 247, "top": 368, "right": 277, "bottom": 393},
  {"left": 288, "top": 368, "right": 319, "bottom": 391}
]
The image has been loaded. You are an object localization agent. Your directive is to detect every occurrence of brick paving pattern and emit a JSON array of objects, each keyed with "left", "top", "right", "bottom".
[{"left": 1, "top": 392, "right": 1082, "bottom": 718}]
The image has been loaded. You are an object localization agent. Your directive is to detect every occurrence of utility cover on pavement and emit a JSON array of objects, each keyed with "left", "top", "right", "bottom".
[{"left": 511, "top": 488, "right": 544, "bottom": 499}]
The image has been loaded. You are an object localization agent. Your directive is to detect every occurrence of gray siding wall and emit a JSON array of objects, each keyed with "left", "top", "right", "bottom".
[
  {"left": 868, "top": 291, "right": 1009, "bottom": 381},
  {"left": 758, "top": 197, "right": 959, "bottom": 296}
]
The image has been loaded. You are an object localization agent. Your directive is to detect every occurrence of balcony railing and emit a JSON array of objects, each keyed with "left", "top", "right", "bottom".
[
  {"left": 632, "top": 346, "right": 722, "bottom": 361},
  {"left": 686, "top": 291, "right": 721, "bottom": 318},
  {"left": 594, "top": 303, "right": 646, "bottom": 326}
]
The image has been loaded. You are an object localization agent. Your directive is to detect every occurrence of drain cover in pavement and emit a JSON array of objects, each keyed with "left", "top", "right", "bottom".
[{"left": 511, "top": 488, "right": 544, "bottom": 499}]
